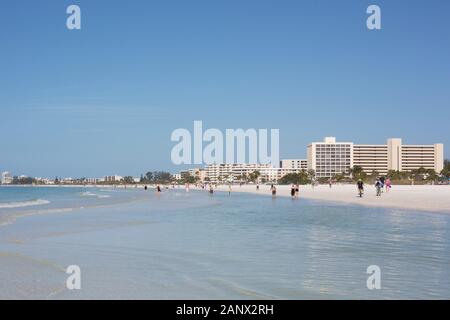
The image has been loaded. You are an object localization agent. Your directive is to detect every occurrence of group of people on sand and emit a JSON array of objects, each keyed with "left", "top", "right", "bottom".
[
  {"left": 374, "top": 176, "right": 392, "bottom": 196},
  {"left": 357, "top": 176, "right": 392, "bottom": 197}
]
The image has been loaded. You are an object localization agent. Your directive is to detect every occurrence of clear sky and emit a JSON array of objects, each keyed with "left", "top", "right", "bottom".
[{"left": 1, "top": 0, "right": 449, "bottom": 177}]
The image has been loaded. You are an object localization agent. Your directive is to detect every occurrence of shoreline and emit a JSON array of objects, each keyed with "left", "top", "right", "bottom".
[
  {"left": 2, "top": 183, "right": 450, "bottom": 214},
  {"left": 213, "top": 184, "right": 450, "bottom": 214}
]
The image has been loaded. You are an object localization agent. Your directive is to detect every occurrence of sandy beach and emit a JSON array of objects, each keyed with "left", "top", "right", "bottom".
[{"left": 215, "top": 184, "right": 450, "bottom": 214}]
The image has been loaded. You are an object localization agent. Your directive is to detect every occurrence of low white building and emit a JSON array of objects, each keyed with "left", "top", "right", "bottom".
[
  {"left": 1, "top": 171, "right": 13, "bottom": 184},
  {"left": 280, "top": 159, "right": 308, "bottom": 170},
  {"left": 203, "top": 163, "right": 304, "bottom": 183},
  {"left": 104, "top": 175, "right": 123, "bottom": 183}
]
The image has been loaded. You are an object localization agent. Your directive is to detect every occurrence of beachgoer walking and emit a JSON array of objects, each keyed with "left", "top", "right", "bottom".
[
  {"left": 375, "top": 179, "right": 382, "bottom": 196},
  {"left": 380, "top": 176, "right": 385, "bottom": 192},
  {"left": 385, "top": 178, "right": 392, "bottom": 192}
]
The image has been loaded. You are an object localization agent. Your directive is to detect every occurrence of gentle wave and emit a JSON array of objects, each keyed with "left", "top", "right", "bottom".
[
  {"left": 80, "top": 191, "right": 110, "bottom": 199},
  {"left": 0, "top": 199, "right": 50, "bottom": 209}
]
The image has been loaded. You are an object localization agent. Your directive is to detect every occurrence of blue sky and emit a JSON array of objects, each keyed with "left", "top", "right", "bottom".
[{"left": 0, "top": 0, "right": 449, "bottom": 177}]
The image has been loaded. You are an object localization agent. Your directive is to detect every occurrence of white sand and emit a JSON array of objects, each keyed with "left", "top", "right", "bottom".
[{"left": 214, "top": 184, "right": 450, "bottom": 213}]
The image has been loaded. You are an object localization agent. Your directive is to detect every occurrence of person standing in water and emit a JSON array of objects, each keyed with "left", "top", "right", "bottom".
[
  {"left": 156, "top": 184, "right": 162, "bottom": 193},
  {"left": 228, "top": 184, "right": 232, "bottom": 195},
  {"left": 271, "top": 184, "right": 277, "bottom": 197},
  {"left": 295, "top": 184, "right": 299, "bottom": 199},
  {"left": 209, "top": 185, "right": 214, "bottom": 195},
  {"left": 290, "top": 184, "right": 295, "bottom": 199},
  {"left": 256, "top": 183, "right": 260, "bottom": 191}
]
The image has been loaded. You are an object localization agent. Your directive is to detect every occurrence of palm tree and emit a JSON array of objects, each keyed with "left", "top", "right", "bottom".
[
  {"left": 348, "top": 166, "right": 366, "bottom": 181},
  {"left": 307, "top": 169, "right": 315, "bottom": 183}
]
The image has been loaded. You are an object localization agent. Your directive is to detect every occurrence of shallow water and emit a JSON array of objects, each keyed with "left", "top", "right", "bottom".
[{"left": 0, "top": 187, "right": 449, "bottom": 299}]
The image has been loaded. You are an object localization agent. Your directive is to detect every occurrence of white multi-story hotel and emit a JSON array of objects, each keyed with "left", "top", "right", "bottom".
[
  {"left": 307, "top": 137, "right": 353, "bottom": 179},
  {"left": 181, "top": 137, "right": 444, "bottom": 182},
  {"left": 309, "top": 137, "right": 444, "bottom": 178},
  {"left": 354, "top": 138, "right": 443, "bottom": 174}
]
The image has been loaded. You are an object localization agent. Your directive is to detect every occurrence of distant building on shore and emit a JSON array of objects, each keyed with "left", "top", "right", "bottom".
[
  {"left": 307, "top": 137, "right": 353, "bottom": 179},
  {"left": 104, "top": 175, "right": 123, "bottom": 183},
  {"left": 308, "top": 137, "right": 444, "bottom": 178},
  {"left": 1, "top": 171, "right": 13, "bottom": 184},
  {"left": 280, "top": 159, "right": 308, "bottom": 170},
  {"left": 177, "top": 136, "right": 444, "bottom": 183}
]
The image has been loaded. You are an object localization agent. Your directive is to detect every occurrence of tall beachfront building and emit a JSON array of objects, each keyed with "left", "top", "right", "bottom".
[
  {"left": 308, "top": 137, "right": 444, "bottom": 178},
  {"left": 307, "top": 137, "right": 353, "bottom": 179}
]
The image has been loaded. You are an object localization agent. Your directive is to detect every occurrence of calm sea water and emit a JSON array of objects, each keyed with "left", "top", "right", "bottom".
[{"left": 0, "top": 186, "right": 449, "bottom": 299}]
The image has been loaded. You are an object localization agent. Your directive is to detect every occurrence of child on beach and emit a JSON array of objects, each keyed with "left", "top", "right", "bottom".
[{"left": 385, "top": 178, "right": 392, "bottom": 192}]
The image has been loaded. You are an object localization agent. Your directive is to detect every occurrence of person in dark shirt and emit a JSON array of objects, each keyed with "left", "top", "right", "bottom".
[{"left": 357, "top": 179, "right": 364, "bottom": 197}]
